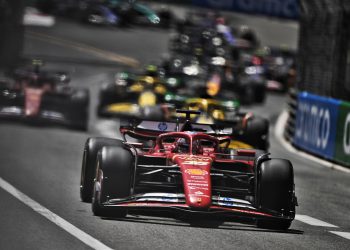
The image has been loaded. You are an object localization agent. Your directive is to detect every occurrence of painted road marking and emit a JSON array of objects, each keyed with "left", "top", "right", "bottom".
[
  {"left": 295, "top": 214, "right": 338, "bottom": 228},
  {"left": 1, "top": 174, "right": 349, "bottom": 244},
  {"left": 0, "top": 177, "right": 113, "bottom": 250},
  {"left": 329, "top": 231, "right": 350, "bottom": 240},
  {"left": 26, "top": 31, "right": 140, "bottom": 68}
]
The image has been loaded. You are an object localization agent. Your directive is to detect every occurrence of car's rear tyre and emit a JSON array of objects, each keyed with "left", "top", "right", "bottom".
[
  {"left": 69, "top": 89, "right": 90, "bottom": 131},
  {"left": 80, "top": 137, "right": 124, "bottom": 203},
  {"left": 242, "top": 86, "right": 254, "bottom": 105},
  {"left": 254, "top": 86, "right": 266, "bottom": 104},
  {"left": 246, "top": 116, "right": 269, "bottom": 150},
  {"left": 255, "top": 159, "right": 295, "bottom": 230},
  {"left": 233, "top": 116, "right": 269, "bottom": 151},
  {"left": 92, "top": 146, "right": 133, "bottom": 217}
]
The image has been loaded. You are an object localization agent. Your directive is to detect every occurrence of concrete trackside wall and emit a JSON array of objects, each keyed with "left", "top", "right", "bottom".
[
  {"left": 293, "top": 92, "right": 350, "bottom": 166},
  {"left": 297, "top": 0, "right": 350, "bottom": 101}
]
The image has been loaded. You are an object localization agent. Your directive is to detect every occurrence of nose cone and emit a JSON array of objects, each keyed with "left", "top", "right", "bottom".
[
  {"left": 174, "top": 155, "right": 212, "bottom": 209},
  {"left": 25, "top": 88, "right": 43, "bottom": 116},
  {"left": 188, "top": 191, "right": 211, "bottom": 209}
]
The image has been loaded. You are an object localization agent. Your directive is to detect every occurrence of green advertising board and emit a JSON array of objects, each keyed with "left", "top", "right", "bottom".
[{"left": 334, "top": 101, "right": 350, "bottom": 166}]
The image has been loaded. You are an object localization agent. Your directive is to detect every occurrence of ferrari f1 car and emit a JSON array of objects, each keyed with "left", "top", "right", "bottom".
[
  {"left": 0, "top": 65, "right": 89, "bottom": 130},
  {"left": 165, "top": 96, "right": 269, "bottom": 151},
  {"left": 80, "top": 110, "right": 297, "bottom": 230}
]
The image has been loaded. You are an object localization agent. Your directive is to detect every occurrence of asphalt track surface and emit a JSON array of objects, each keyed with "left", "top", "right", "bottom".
[{"left": 0, "top": 11, "right": 349, "bottom": 250}]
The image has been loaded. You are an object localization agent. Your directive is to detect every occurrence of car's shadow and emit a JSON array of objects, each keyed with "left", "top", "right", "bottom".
[{"left": 101, "top": 212, "right": 303, "bottom": 235}]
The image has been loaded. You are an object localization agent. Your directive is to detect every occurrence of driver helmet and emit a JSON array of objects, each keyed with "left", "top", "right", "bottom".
[
  {"left": 193, "top": 140, "right": 204, "bottom": 155},
  {"left": 174, "top": 138, "right": 190, "bottom": 153},
  {"left": 145, "top": 64, "right": 158, "bottom": 77}
]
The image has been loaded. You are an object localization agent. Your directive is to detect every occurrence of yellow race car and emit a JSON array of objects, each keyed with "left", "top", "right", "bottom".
[{"left": 97, "top": 73, "right": 167, "bottom": 120}]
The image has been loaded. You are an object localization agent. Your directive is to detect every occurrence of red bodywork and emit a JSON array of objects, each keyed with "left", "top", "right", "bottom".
[
  {"left": 106, "top": 126, "right": 284, "bottom": 220},
  {"left": 173, "top": 154, "right": 213, "bottom": 208},
  {"left": 24, "top": 88, "right": 45, "bottom": 116}
]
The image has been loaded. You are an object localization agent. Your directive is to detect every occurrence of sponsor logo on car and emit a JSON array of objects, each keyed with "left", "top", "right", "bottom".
[
  {"left": 158, "top": 122, "right": 168, "bottom": 131},
  {"left": 185, "top": 169, "right": 208, "bottom": 175}
]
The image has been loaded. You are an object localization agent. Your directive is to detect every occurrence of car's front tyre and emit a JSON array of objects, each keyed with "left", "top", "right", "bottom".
[
  {"left": 92, "top": 145, "right": 133, "bottom": 218},
  {"left": 80, "top": 137, "right": 124, "bottom": 202},
  {"left": 255, "top": 158, "right": 296, "bottom": 230}
]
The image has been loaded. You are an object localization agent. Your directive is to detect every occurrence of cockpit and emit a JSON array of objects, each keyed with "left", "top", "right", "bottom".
[{"left": 156, "top": 132, "right": 219, "bottom": 155}]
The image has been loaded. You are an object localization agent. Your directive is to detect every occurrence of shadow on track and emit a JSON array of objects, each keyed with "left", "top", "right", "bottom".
[{"left": 100, "top": 212, "right": 303, "bottom": 235}]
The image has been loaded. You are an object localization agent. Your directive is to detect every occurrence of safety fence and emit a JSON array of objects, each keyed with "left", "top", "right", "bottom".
[{"left": 284, "top": 89, "right": 350, "bottom": 167}]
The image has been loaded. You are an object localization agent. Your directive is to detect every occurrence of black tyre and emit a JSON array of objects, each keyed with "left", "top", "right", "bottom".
[
  {"left": 80, "top": 137, "right": 124, "bottom": 202},
  {"left": 246, "top": 116, "right": 269, "bottom": 150},
  {"left": 254, "top": 85, "right": 266, "bottom": 104},
  {"left": 255, "top": 159, "right": 295, "bottom": 230},
  {"left": 72, "top": 89, "right": 90, "bottom": 131},
  {"left": 242, "top": 85, "right": 254, "bottom": 105},
  {"left": 233, "top": 116, "right": 269, "bottom": 151},
  {"left": 97, "top": 83, "right": 120, "bottom": 117},
  {"left": 92, "top": 146, "right": 133, "bottom": 217}
]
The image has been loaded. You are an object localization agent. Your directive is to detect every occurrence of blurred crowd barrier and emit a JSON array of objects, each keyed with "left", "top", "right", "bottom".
[{"left": 297, "top": 0, "right": 350, "bottom": 101}]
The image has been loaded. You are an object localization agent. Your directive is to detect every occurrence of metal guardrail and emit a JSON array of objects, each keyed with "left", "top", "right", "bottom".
[
  {"left": 284, "top": 89, "right": 350, "bottom": 167},
  {"left": 284, "top": 88, "right": 297, "bottom": 142}
]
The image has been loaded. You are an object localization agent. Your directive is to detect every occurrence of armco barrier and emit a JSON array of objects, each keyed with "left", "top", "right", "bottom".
[
  {"left": 334, "top": 101, "right": 350, "bottom": 166},
  {"left": 293, "top": 92, "right": 341, "bottom": 160},
  {"left": 191, "top": 0, "right": 299, "bottom": 19},
  {"left": 290, "top": 91, "right": 350, "bottom": 167},
  {"left": 284, "top": 88, "right": 297, "bottom": 142}
]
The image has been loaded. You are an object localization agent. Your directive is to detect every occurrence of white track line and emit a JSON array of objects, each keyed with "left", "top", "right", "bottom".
[
  {"left": 275, "top": 110, "right": 350, "bottom": 174},
  {"left": 295, "top": 215, "right": 338, "bottom": 228},
  {"left": 0, "top": 177, "right": 113, "bottom": 250},
  {"left": 329, "top": 231, "right": 350, "bottom": 240}
]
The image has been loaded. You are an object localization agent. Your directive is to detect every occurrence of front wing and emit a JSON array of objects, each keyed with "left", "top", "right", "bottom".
[
  {"left": 102, "top": 192, "right": 293, "bottom": 221},
  {"left": 0, "top": 105, "right": 86, "bottom": 129}
]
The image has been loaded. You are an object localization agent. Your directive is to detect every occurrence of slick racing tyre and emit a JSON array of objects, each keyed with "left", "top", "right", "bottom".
[
  {"left": 97, "top": 83, "right": 116, "bottom": 117},
  {"left": 255, "top": 159, "right": 296, "bottom": 230},
  {"left": 233, "top": 116, "right": 269, "bottom": 151},
  {"left": 70, "top": 88, "right": 90, "bottom": 131},
  {"left": 242, "top": 85, "right": 254, "bottom": 105},
  {"left": 92, "top": 146, "right": 133, "bottom": 218},
  {"left": 80, "top": 137, "right": 124, "bottom": 203},
  {"left": 245, "top": 116, "right": 269, "bottom": 151},
  {"left": 97, "top": 82, "right": 124, "bottom": 117},
  {"left": 254, "top": 86, "right": 266, "bottom": 104}
]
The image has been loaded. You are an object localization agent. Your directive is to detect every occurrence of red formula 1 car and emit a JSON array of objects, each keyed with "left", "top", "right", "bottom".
[
  {"left": 0, "top": 65, "right": 89, "bottom": 130},
  {"left": 80, "top": 110, "right": 297, "bottom": 230}
]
